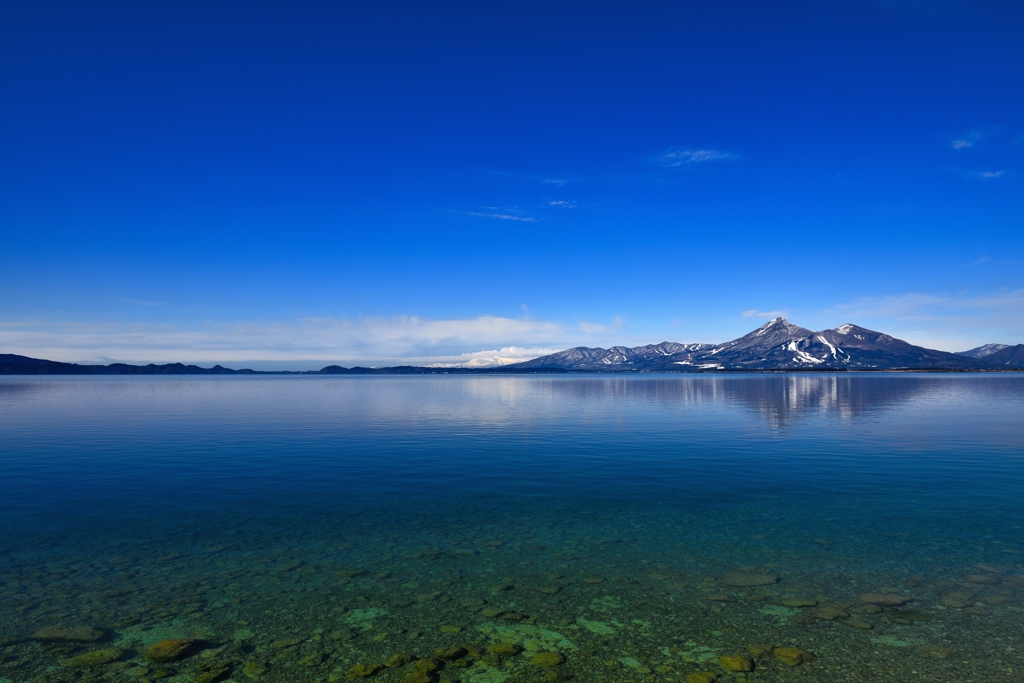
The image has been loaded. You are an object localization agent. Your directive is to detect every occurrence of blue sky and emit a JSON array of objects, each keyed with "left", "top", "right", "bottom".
[{"left": 1, "top": 1, "right": 1022, "bottom": 367}]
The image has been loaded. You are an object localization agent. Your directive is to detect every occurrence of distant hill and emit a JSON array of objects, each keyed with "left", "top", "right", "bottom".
[
  {"left": 0, "top": 354, "right": 248, "bottom": 375},
  {"left": 958, "top": 343, "right": 1010, "bottom": 359},
  {"left": 979, "top": 344, "right": 1024, "bottom": 368}
]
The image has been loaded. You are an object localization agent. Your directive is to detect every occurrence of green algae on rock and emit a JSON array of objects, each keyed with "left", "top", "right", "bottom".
[
  {"left": 270, "top": 638, "right": 301, "bottom": 649},
  {"left": 686, "top": 673, "right": 718, "bottom": 683},
  {"left": 433, "top": 647, "right": 467, "bottom": 661},
  {"left": 773, "top": 647, "right": 812, "bottom": 666},
  {"left": 298, "top": 651, "right": 325, "bottom": 666},
  {"left": 486, "top": 643, "right": 522, "bottom": 657},
  {"left": 143, "top": 639, "right": 195, "bottom": 663},
  {"left": 401, "top": 673, "right": 436, "bottom": 683},
  {"left": 576, "top": 617, "right": 616, "bottom": 635},
  {"left": 241, "top": 661, "right": 267, "bottom": 678},
  {"left": 347, "top": 662, "right": 383, "bottom": 678},
  {"left": 61, "top": 647, "right": 125, "bottom": 668},
  {"left": 475, "top": 623, "right": 577, "bottom": 652},
  {"left": 529, "top": 651, "right": 565, "bottom": 667},
  {"left": 719, "top": 654, "right": 754, "bottom": 672},
  {"left": 385, "top": 653, "right": 413, "bottom": 668}
]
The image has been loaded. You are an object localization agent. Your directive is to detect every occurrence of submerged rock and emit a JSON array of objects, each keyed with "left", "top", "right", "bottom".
[
  {"left": 61, "top": 647, "right": 124, "bottom": 668},
  {"left": 242, "top": 661, "right": 268, "bottom": 679},
  {"left": 433, "top": 647, "right": 467, "bottom": 661},
  {"left": 722, "top": 573, "right": 777, "bottom": 587},
  {"left": 271, "top": 638, "right": 302, "bottom": 649},
  {"left": 402, "top": 672, "right": 436, "bottom": 683},
  {"left": 143, "top": 639, "right": 195, "bottom": 663},
  {"left": 719, "top": 654, "right": 754, "bottom": 672},
  {"left": 848, "top": 604, "right": 883, "bottom": 614},
  {"left": 530, "top": 651, "right": 565, "bottom": 667},
  {"left": 773, "top": 647, "right": 812, "bottom": 666},
  {"left": 746, "top": 644, "right": 773, "bottom": 658},
  {"left": 347, "top": 662, "right": 383, "bottom": 678},
  {"left": 32, "top": 626, "right": 103, "bottom": 642},
  {"left": 298, "top": 651, "right": 325, "bottom": 666},
  {"left": 808, "top": 605, "right": 848, "bottom": 621},
  {"left": 886, "top": 610, "right": 929, "bottom": 625},
  {"left": 858, "top": 593, "right": 911, "bottom": 606},
  {"left": 963, "top": 574, "right": 1000, "bottom": 585},
  {"left": 385, "top": 653, "right": 412, "bottom": 668},
  {"left": 781, "top": 598, "right": 817, "bottom": 608},
  {"left": 842, "top": 618, "right": 873, "bottom": 630},
  {"left": 414, "top": 659, "right": 441, "bottom": 672},
  {"left": 487, "top": 643, "right": 523, "bottom": 657},
  {"left": 686, "top": 673, "right": 718, "bottom": 683},
  {"left": 937, "top": 593, "right": 970, "bottom": 610},
  {"left": 916, "top": 645, "right": 955, "bottom": 659}
]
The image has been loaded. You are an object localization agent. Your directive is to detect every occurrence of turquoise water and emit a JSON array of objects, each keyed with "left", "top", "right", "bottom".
[{"left": 1, "top": 374, "right": 1023, "bottom": 683}]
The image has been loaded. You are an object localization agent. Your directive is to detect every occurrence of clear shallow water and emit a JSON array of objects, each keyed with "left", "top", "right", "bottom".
[{"left": 1, "top": 374, "right": 1023, "bottom": 683}]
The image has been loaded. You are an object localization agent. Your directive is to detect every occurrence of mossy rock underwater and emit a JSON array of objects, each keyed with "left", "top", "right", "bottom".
[
  {"left": 61, "top": 647, "right": 125, "bottom": 668},
  {"left": 143, "top": 639, "right": 196, "bottom": 663},
  {"left": 32, "top": 626, "right": 104, "bottom": 642}
]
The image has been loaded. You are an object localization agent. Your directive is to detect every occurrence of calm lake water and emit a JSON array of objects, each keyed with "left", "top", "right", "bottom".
[{"left": 1, "top": 374, "right": 1023, "bottom": 683}]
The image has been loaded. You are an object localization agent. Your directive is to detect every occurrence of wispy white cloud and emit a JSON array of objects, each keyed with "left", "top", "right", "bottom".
[
  {"left": 652, "top": 148, "right": 739, "bottom": 167},
  {"left": 578, "top": 321, "right": 607, "bottom": 334},
  {"left": 0, "top": 314, "right": 630, "bottom": 366},
  {"left": 577, "top": 316, "right": 625, "bottom": 335},
  {"left": 548, "top": 200, "right": 576, "bottom": 208},
  {"left": 947, "top": 168, "right": 1008, "bottom": 181},
  {"left": 950, "top": 126, "right": 1003, "bottom": 150},
  {"left": 742, "top": 309, "right": 789, "bottom": 319},
  {"left": 974, "top": 170, "right": 1005, "bottom": 179},
  {"left": 962, "top": 255, "right": 990, "bottom": 267},
  {"left": 464, "top": 206, "right": 537, "bottom": 222},
  {"left": 426, "top": 347, "right": 561, "bottom": 368},
  {"left": 484, "top": 170, "right": 577, "bottom": 186}
]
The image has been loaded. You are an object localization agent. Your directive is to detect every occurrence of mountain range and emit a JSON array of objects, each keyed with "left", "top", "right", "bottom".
[
  {"left": 506, "top": 318, "right": 1024, "bottom": 371},
  {"left": 1, "top": 318, "right": 1022, "bottom": 374}
]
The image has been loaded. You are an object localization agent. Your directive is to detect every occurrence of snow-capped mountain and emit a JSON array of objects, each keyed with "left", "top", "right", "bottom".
[
  {"left": 506, "top": 318, "right": 999, "bottom": 371},
  {"left": 512, "top": 341, "right": 713, "bottom": 370},
  {"left": 957, "top": 343, "right": 1010, "bottom": 359},
  {"left": 979, "top": 344, "right": 1024, "bottom": 368}
]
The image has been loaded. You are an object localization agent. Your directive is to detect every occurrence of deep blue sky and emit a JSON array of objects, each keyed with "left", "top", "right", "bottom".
[{"left": 1, "top": 1, "right": 1022, "bottom": 366}]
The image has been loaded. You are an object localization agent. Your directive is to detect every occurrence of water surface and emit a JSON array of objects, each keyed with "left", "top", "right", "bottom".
[{"left": 1, "top": 374, "right": 1023, "bottom": 683}]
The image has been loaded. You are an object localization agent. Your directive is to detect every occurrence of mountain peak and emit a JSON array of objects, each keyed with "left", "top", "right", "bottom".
[
  {"left": 752, "top": 317, "right": 786, "bottom": 333},
  {"left": 749, "top": 317, "right": 808, "bottom": 338}
]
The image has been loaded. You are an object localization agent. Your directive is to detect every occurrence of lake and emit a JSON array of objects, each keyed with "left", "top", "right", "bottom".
[{"left": 1, "top": 374, "right": 1023, "bottom": 683}]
